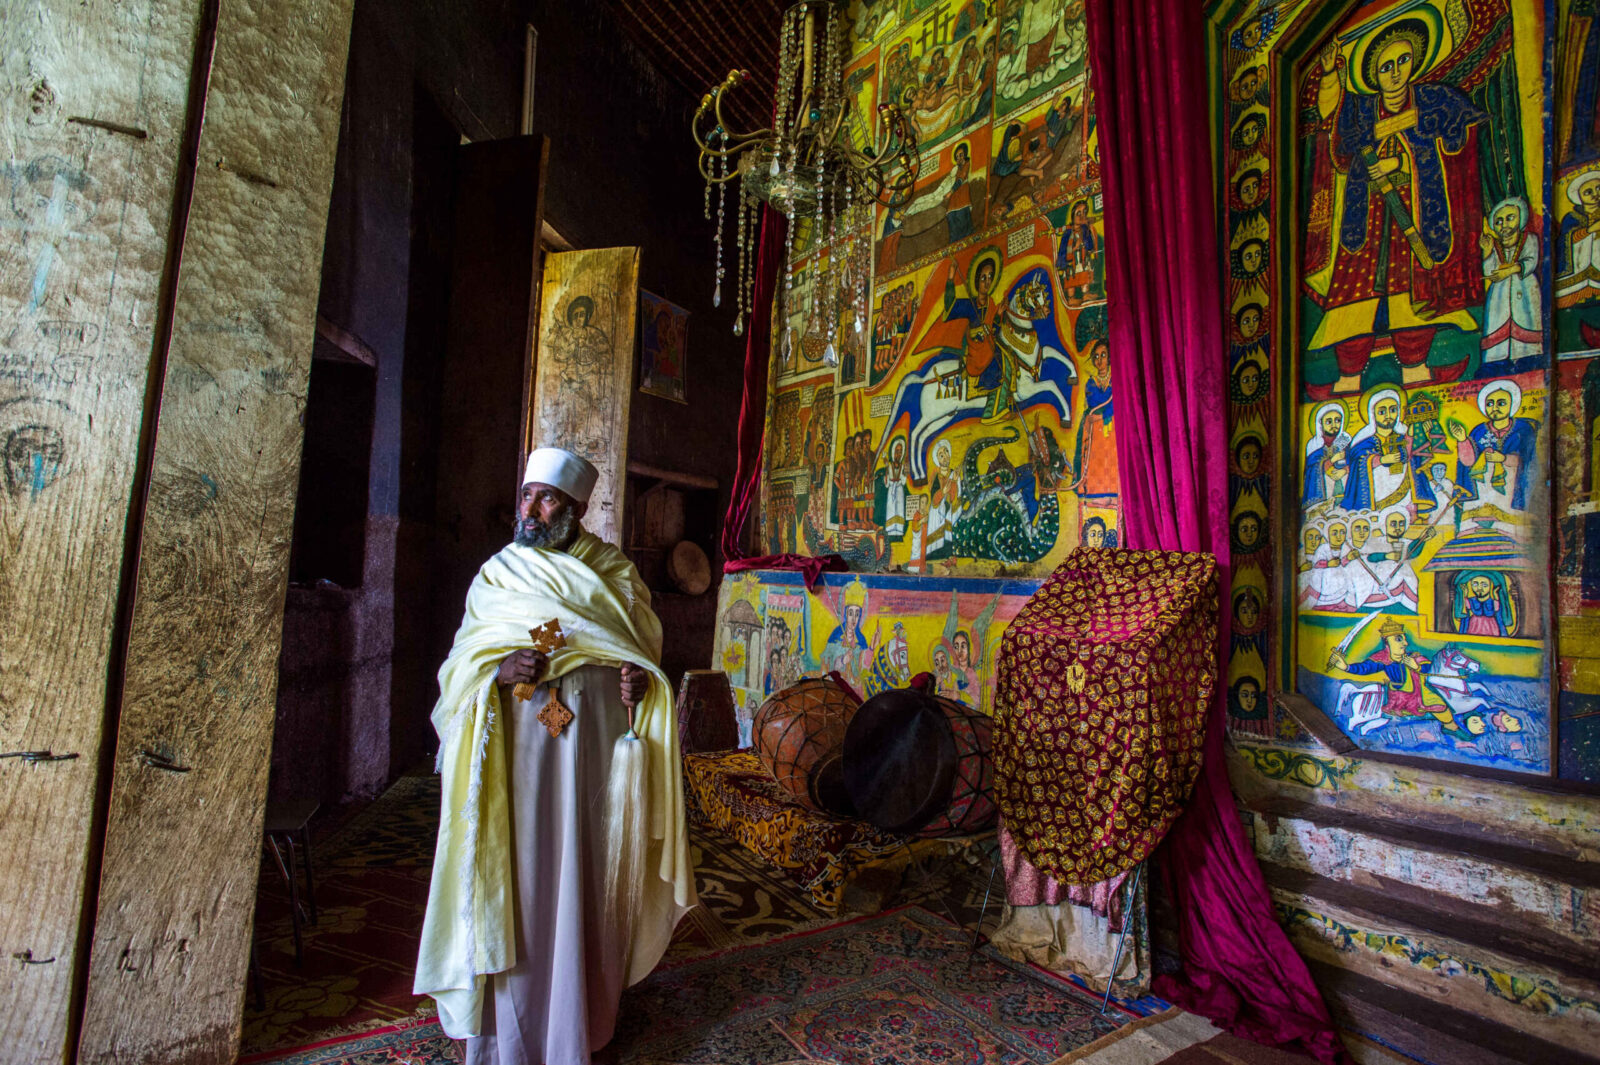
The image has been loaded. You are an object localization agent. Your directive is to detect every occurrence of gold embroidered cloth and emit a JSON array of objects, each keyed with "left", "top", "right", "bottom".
[{"left": 994, "top": 549, "right": 1218, "bottom": 884}]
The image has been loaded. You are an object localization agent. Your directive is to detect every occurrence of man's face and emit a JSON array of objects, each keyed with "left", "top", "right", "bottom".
[
  {"left": 1376, "top": 39, "right": 1416, "bottom": 94},
  {"left": 1386, "top": 512, "right": 1408, "bottom": 539},
  {"left": 846, "top": 604, "right": 861, "bottom": 631},
  {"left": 1239, "top": 175, "right": 1260, "bottom": 205},
  {"left": 1239, "top": 119, "right": 1262, "bottom": 147},
  {"left": 1431, "top": 463, "right": 1447, "bottom": 482},
  {"left": 1321, "top": 410, "right": 1343, "bottom": 437},
  {"left": 933, "top": 648, "right": 949, "bottom": 672},
  {"left": 1384, "top": 631, "right": 1408, "bottom": 658},
  {"left": 1085, "top": 522, "right": 1106, "bottom": 548},
  {"left": 1241, "top": 242, "right": 1263, "bottom": 274},
  {"left": 573, "top": 306, "right": 590, "bottom": 327},
  {"left": 1484, "top": 389, "right": 1513, "bottom": 422},
  {"left": 1374, "top": 398, "right": 1399, "bottom": 430},
  {"left": 1352, "top": 522, "right": 1370, "bottom": 548},
  {"left": 1239, "top": 515, "right": 1260, "bottom": 546},
  {"left": 1073, "top": 202, "right": 1088, "bottom": 224},
  {"left": 1582, "top": 181, "right": 1600, "bottom": 212},
  {"left": 1329, "top": 524, "right": 1347, "bottom": 548},
  {"left": 1492, "top": 204, "right": 1521, "bottom": 241},
  {"left": 515, "top": 481, "right": 583, "bottom": 550},
  {"left": 1242, "top": 22, "right": 1262, "bottom": 48},
  {"left": 1239, "top": 308, "right": 1261, "bottom": 338},
  {"left": 954, "top": 147, "right": 969, "bottom": 174},
  {"left": 1304, "top": 527, "right": 1323, "bottom": 554},
  {"left": 977, "top": 261, "right": 996, "bottom": 293},
  {"left": 1237, "top": 680, "right": 1259, "bottom": 714},
  {"left": 1468, "top": 575, "right": 1494, "bottom": 599}
]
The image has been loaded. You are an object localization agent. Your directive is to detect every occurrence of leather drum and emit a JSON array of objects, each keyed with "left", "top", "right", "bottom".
[
  {"left": 676, "top": 669, "right": 740, "bottom": 754},
  {"left": 752, "top": 677, "right": 861, "bottom": 816},
  {"left": 843, "top": 688, "right": 996, "bottom": 838}
]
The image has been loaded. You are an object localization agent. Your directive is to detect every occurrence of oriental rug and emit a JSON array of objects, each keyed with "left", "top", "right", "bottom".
[{"left": 245, "top": 906, "right": 1144, "bottom": 1064}]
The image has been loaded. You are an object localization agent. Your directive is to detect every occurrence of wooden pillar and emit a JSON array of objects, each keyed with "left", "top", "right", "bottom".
[
  {"left": 71, "top": 0, "right": 354, "bottom": 1060},
  {"left": 0, "top": 2, "right": 210, "bottom": 1058}
]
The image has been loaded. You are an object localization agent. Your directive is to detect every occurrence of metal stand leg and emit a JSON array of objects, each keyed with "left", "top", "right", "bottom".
[
  {"left": 1099, "top": 862, "right": 1144, "bottom": 1015},
  {"left": 969, "top": 851, "right": 1000, "bottom": 953}
]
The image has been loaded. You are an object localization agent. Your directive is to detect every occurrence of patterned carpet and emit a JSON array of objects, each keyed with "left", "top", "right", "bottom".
[
  {"left": 247, "top": 907, "right": 1139, "bottom": 1065},
  {"left": 242, "top": 770, "right": 1164, "bottom": 1064}
]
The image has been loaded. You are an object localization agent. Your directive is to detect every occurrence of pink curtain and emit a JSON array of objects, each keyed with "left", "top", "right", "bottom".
[{"left": 1086, "top": 1, "right": 1346, "bottom": 1061}]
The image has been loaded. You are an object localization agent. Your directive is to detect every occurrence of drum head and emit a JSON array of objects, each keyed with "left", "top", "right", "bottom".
[{"left": 843, "top": 689, "right": 957, "bottom": 835}]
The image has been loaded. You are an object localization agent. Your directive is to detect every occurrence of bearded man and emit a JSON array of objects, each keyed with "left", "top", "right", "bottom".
[{"left": 415, "top": 447, "right": 694, "bottom": 1065}]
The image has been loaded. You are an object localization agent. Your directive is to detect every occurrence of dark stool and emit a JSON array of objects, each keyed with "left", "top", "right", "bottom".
[{"left": 263, "top": 800, "right": 320, "bottom": 965}]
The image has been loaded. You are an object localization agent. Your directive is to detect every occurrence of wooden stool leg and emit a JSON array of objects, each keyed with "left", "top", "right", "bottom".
[
  {"left": 249, "top": 940, "right": 265, "bottom": 1012},
  {"left": 299, "top": 824, "right": 318, "bottom": 924},
  {"left": 270, "top": 834, "right": 304, "bottom": 966}
]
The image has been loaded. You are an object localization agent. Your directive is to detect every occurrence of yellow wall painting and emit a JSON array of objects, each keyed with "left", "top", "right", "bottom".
[
  {"left": 763, "top": 0, "right": 1118, "bottom": 577},
  {"left": 714, "top": 569, "right": 1037, "bottom": 745}
]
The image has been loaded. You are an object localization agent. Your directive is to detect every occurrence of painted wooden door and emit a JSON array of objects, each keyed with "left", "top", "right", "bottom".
[{"left": 531, "top": 247, "right": 642, "bottom": 549}]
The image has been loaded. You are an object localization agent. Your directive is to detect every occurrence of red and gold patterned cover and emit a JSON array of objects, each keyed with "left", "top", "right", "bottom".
[
  {"left": 683, "top": 749, "right": 914, "bottom": 912},
  {"left": 994, "top": 548, "right": 1218, "bottom": 884}
]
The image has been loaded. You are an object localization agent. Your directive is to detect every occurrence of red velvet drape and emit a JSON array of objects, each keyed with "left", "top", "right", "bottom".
[
  {"left": 719, "top": 208, "right": 847, "bottom": 591},
  {"left": 720, "top": 207, "right": 786, "bottom": 565},
  {"left": 1086, "top": 1, "right": 1346, "bottom": 1060}
]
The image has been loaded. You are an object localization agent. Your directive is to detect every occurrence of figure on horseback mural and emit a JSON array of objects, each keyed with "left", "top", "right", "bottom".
[{"left": 1327, "top": 615, "right": 1522, "bottom": 745}]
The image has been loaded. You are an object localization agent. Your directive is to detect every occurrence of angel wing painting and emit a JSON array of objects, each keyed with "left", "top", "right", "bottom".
[{"left": 939, "top": 589, "right": 1003, "bottom": 708}]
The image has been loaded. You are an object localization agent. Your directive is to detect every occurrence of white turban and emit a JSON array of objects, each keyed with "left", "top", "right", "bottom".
[{"left": 523, "top": 447, "right": 598, "bottom": 503}]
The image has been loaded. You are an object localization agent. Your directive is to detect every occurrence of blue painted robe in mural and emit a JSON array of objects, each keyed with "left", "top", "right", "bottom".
[
  {"left": 1341, "top": 430, "right": 1436, "bottom": 513},
  {"left": 1456, "top": 417, "right": 1539, "bottom": 511}
]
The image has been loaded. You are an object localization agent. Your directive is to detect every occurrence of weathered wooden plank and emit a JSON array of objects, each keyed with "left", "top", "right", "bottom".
[
  {"left": 531, "top": 247, "right": 641, "bottom": 547},
  {"left": 74, "top": 0, "right": 354, "bottom": 1060},
  {"left": 0, "top": 2, "right": 203, "bottom": 1058}
]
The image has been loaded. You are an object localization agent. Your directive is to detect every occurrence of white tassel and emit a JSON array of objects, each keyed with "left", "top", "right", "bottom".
[{"left": 603, "top": 715, "right": 648, "bottom": 959}]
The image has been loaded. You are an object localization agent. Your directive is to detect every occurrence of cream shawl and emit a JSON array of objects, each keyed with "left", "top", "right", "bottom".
[{"left": 413, "top": 533, "right": 694, "bottom": 1038}]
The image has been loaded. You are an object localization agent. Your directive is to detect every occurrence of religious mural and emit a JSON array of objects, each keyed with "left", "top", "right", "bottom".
[
  {"left": 1555, "top": 0, "right": 1600, "bottom": 357},
  {"left": 1215, "top": 0, "right": 1567, "bottom": 775},
  {"left": 1290, "top": 0, "right": 1551, "bottom": 774},
  {"left": 763, "top": 0, "right": 1118, "bottom": 578},
  {"left": 1555, "top": 354, "right": 1600, "bottom": 778},
  {"left": 714, "top": 570, "right": 1039, "bottom": 746},
  {"left": 1555, "top": 3, "right": 1600, "bottom": 783}
]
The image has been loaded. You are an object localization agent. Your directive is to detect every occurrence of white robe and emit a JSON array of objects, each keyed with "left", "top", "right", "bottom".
[
  {"left": 1481, "top": 233, "right": 1541, "bottom": 364},
  {"left": 468, "top": 666, "right": 629, "bottom": 1065}
]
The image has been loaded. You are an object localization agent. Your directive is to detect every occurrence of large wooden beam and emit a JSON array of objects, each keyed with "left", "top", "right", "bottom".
[
  {"left": 74, "top": 0, "right": 354, "bottom": 1060},
  {"left": 0, "top": 2, "right": 206, "bottom": 1058}
]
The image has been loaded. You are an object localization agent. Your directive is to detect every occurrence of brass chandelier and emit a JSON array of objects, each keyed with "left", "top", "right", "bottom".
[{"left": 693, "top": 0, "right": 918, "bottom": 360}]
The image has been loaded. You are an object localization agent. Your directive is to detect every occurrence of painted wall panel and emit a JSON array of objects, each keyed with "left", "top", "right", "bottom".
[{"left": 764, "top": 0, "right": 1118, "bottom": 576}]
